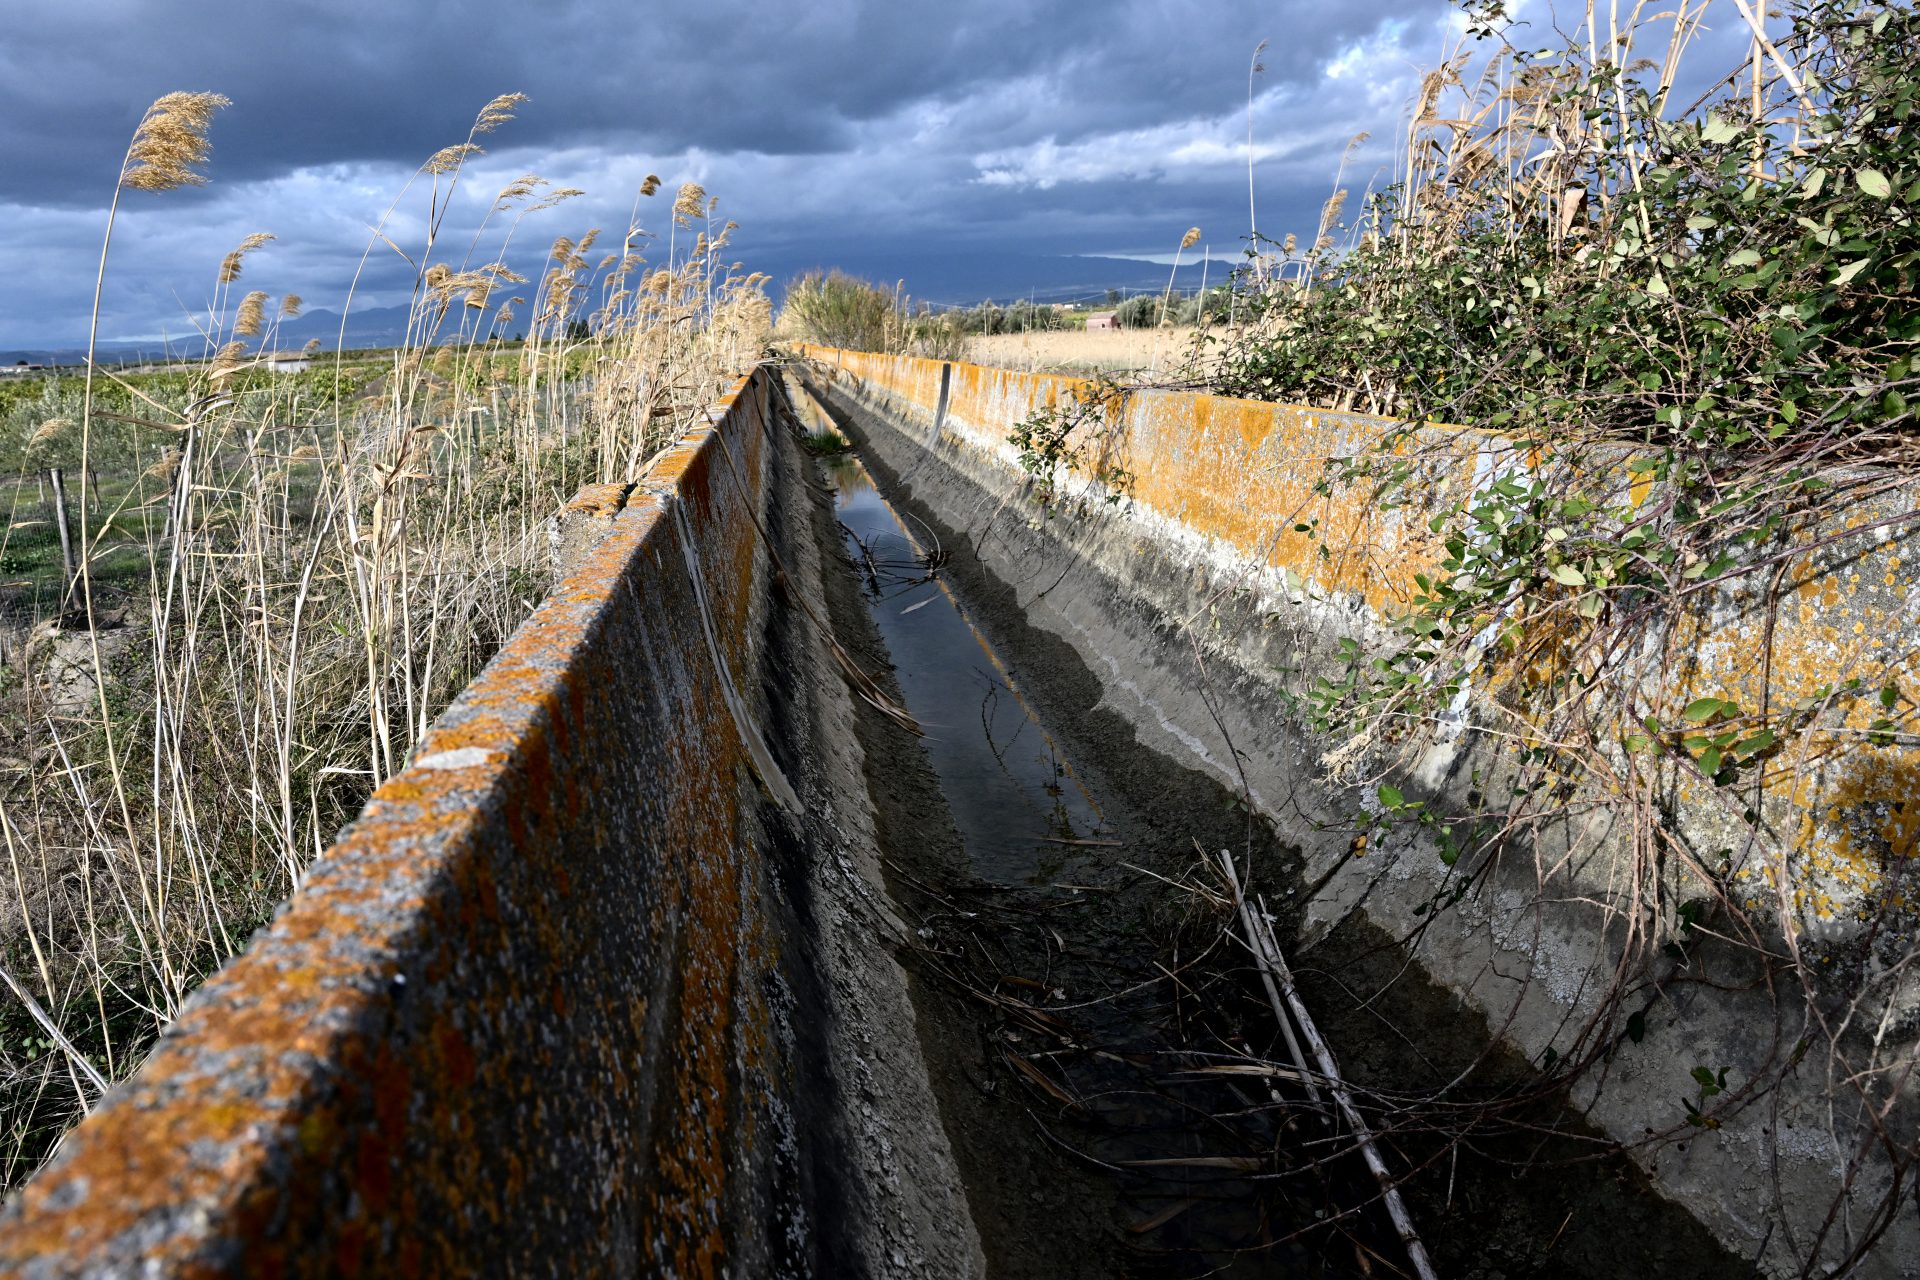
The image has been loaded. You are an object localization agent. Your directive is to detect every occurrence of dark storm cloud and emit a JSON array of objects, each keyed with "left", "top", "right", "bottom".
[
  {"left": 0, "top": 0, "right": 1460, "bottom": 346},
  {"left": 1, "top": 0, "right": 1417, "bottom": 205}
]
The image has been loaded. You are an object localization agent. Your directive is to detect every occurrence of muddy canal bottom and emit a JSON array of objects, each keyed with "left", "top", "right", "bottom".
[{"left": 822, "top": 447, "right": 1385, "bottom": 1278}]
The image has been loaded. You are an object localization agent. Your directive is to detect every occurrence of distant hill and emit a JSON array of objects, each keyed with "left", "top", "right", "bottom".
[
  {"left": 1, "top": 304, "right": 446, "bottom": 368},
  {"left": 758, "top": 251, "right": 1235, "bottom": 311}
]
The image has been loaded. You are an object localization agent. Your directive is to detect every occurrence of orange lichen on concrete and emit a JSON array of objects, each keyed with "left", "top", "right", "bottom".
[
  {"left": 812, "top": 345, "right": 1459, "bottom": 613},
  {"left": 564, "top": 481, "right": 635, "bottom": 519}
]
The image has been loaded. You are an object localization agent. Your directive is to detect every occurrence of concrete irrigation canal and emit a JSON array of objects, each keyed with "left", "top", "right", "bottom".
[{"left": 0, "top": 353, "right": 1914, "bottom": 1276}]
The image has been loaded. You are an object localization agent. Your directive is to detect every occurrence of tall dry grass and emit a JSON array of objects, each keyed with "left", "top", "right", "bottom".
[{"left": 0, "top": 93, "right": 768, "bottom": 1187}]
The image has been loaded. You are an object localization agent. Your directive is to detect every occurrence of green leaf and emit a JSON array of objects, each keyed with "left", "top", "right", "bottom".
[
  {"left": 1682, "top": 697, "right": 1729, "bottom": 724},
  {"left": 1856, "top": 168, "right": 1893, "bottom": 200},
  {"left": 1550, "top": 564, "right": 1588, "bottom": 587},
  {"left": 1698, "top": 746, "right": 1724, "bottom": 776},
  {"left": 1377, "top": 784, "right": 1405, "bottom": 809},
  {"left": 1833, "top": 258, "right": 1872, "bottom": 287},
  {"left": 1701, "top": 115, "right": 1741, "bottom": 145},
  {"left": 1726, "top": 248, "right": 1762, "bottom": 268}
]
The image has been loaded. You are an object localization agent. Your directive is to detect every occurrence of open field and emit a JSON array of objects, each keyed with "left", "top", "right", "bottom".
[{"left": 962, "top": 324, "right": 1214, "bottom": 376}]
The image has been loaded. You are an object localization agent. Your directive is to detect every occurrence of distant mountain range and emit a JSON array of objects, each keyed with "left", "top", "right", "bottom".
[
  {"left": 1, "top": 304, "right": 428, "bottom": 368},
  {"left": 2, "top": 253, "right": 1236, "bottom": 366}
]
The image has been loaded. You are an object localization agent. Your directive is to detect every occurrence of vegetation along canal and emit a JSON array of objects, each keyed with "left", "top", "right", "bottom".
[{"left": 804, "top": 401, "right": 1750, "bottom": 1280}]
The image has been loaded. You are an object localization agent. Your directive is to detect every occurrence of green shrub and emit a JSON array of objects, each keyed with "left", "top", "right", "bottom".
[{"left": 780, "top": 270, "right": 901, "bottom": 352}]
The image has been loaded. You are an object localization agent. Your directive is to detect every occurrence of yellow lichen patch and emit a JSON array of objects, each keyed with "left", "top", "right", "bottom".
[{"left": 1755, "top": 753, "right": 1920, "bottom": 923}]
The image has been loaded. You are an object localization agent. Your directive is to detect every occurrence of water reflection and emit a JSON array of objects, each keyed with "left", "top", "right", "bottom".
[{"left": 824, "top": 452, "right": 1109, "bottom": 883}]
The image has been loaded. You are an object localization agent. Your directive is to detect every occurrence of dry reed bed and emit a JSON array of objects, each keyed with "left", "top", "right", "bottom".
[{"left": 0, "top": 92, "right": 769, "bottom": 1188}]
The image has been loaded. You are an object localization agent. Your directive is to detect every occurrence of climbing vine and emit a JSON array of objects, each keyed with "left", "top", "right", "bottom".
[
  {"left": 1205, "top": 3, "right": 1920, "bottom": 1269},
  {"left": 1001, "top": 2, "right": 1919, "bottom": 1270},
  {"left": 1007, "top": 373, "right": 1136, "bottom": 508}
]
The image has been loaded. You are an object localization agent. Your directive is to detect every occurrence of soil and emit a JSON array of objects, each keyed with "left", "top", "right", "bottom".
[{"left": 805, "top": 404, "right": 1752, "bottom": 1280}]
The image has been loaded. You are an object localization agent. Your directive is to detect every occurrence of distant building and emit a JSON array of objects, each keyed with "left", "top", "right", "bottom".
[
  {"left": 1086, "top": 312, "right": 1118, "bottom": 332},
  {"left": 0, "top": 360, "right": 45, "bottom": 377},
  {"left": 263, "top": 353, "right": 311, "bottom": 374}
]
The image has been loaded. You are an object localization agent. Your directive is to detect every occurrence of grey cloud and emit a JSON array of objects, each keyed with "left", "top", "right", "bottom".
[
  {"left": 0, "top": 0, "right": 1459, "bottom": 346},
  {"left": 3, "top": 0, "right": 1414, "bottom": 204}
]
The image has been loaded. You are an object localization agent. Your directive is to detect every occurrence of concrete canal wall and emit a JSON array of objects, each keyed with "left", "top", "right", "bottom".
[
  {"left": 0, "top": 368, "right": 980, "bottom": 1279},
  {"left": 799, "top": 345, "right": 1920, "bottom": 1277}
]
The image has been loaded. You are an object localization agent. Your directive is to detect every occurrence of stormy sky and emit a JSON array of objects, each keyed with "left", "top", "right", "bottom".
[{"left": 1, "top": 0, "right": 1479, "bottom": 349}]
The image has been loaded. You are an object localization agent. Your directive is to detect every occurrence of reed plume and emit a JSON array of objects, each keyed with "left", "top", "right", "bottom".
[
  {"left": 1161, "top": 227, "right": 1204, "bottom": 325},
  {"left": 473, "top": 92, "right": 529, "bottom": 134},
  {"left": 143, "top": 447, "right": 183, "bottom": 483},
  {"left": 27, "top": 417, "right": 74, "bottom": 457},
  {"left": 673, "top": 182, "right": 708, "bottom": 224},
  {"left": 529, "top": 187, "right": 584, "bottom": 213},
  {"left": 426, "top": 142, "right": 481, "bottom": 175},
  {"left": 1314, "top": 189, "right": 1348, "bottom": 251},
  {"left": 121, "top": 92, "right": 230, "bottom": 191},
  {"left": 494, "top": 174, "right": 543, "bottom": 209},
  {"left": 234, "top": 290, "right": 268, "bottom": 338},
  {"left": 218, "top": 232, "right": 276, "bottom": 284},
  {"left": 209, "top": 340, "right": 246, "bottom": 380}
]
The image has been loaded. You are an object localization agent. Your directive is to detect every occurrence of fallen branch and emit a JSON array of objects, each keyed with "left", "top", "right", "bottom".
[
  {"left": 1218, "top": 849, "right": 1439, "bottom": 1280},
  {"left": 1217, "top": 849, "right": 1319, "bottom": 1106}
]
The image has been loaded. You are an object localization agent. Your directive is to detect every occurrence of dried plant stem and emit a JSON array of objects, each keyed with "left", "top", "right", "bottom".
[{"left": 0, "top": 91, "right": 771, "bottom": 1187}]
